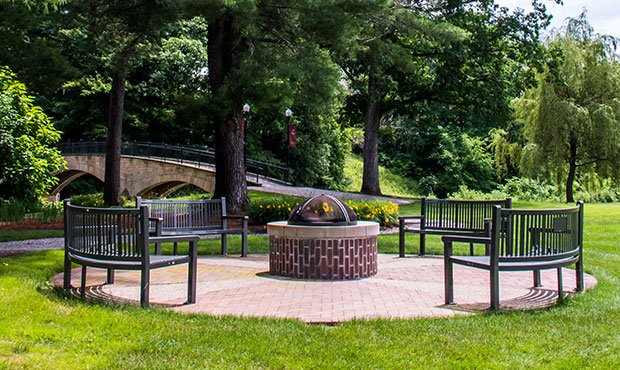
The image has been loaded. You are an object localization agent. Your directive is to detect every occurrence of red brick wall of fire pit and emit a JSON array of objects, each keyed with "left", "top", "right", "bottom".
[{"left": 267, "top": 221, "right": 379, "bottom": 280}]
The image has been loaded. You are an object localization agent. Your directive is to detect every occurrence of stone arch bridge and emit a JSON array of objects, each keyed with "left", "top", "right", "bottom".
[{"left": 48, "top": 141, "right": 291, "bottom": 200}]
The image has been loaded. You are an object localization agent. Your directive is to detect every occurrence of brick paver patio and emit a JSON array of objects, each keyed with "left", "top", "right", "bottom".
[{"left": 52, "top": 254, "right": 597, "bottom": 323}]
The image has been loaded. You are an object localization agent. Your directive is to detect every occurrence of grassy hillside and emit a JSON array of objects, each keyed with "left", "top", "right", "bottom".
[{"left": 343, "top": 154, "right": 418, "bottom": 198}]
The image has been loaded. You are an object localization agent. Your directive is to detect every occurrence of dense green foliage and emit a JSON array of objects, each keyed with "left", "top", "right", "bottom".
[
  {"left": 6, "top": 1, "right": 618, "bottom": 203},
  {"left": 514, "top": 13, "right": 620, "bottom": 202},
  {"left": 0, "top": 66, "right": 65, "bottom": 203},
  {"left": 244, "top": 192, "right": 398, "bottom": 227},
  {"left": 245, "top": 194, "right": 302, "bottom": 225},
  {"left": 0, "top": 1, "right": 560, "bottom": 200}
]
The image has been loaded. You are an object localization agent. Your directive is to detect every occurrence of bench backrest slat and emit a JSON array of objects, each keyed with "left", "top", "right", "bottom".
[
  {"left": 422, "top": 198, "right": 511, "bottom": 232},
  {"left": 64, "top": 200, "right": 146, "bottom": 262},
  {"left": 137, "top": 197, "right": 225, "bottom": 231},
  {"left": 492, "top": 203, "right": 582, "bottom": 262}
]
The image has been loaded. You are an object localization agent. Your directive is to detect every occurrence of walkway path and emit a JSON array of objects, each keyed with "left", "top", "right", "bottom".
[{"left": 52, "top": 255, "right": 596, "bottom": 323}]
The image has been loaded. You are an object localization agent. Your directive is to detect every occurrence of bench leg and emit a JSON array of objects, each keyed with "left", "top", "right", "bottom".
[
  {"left": 398, "top": 219, "right": 406, "bottom": 257},
  {"left": 188, "top": 240, "right": 198, "bottom": 304},
  {"left": 81, "top": 265, "right": 87, "bottom": 299},
  {"left": 533, "top": 270, "right": 542, "bottom": 288},
  {"left": 576, "top": 256, "right": 584, "bottom": 292},
  {"left": 490, "top": 268, "right": 499, "bottom": 310},
  {"left": 241, "top": 232, "right": 248, "bottom": 258},
  {"left": 221, "top": 234, "right": 228, "bottom": 256},
  {"left": 469, "top": 242, "right": 474, "bottom": 256},
  {"left": 444, "top": 241, "right": 454, "bottom": 305},
  {"left": 557, "top": 267, "right": 564, "bottom": 302},
  {"left": 420, "top": 234, "right": 426, "bottom": 256},
  {"left": 173, "top": 242, "right": 178, "bottom": 256},
  {"left": 140, "top": 266, "right": 150, "bottom": 308},
  {"left": 241, "top": 218, "right": 248, "bottom": 257},
  {"left": 63, "top": 252, "right": 72, "bottom": 289},
  {"left": 106, "top": 268, "right": 115, "bottom": 284}
]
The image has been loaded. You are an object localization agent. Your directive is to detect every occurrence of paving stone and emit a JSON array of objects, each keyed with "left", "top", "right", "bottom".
[{"left": 51, "top": 254, "right": 597, "bottom": 323}]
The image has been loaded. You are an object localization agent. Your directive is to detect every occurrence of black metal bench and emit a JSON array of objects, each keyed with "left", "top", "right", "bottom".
[
  {"left": 442, "top": 202, "right": 585, "bottom": 310},
  {"left": 136, "top": 197, "right": 248, "bottom": 257},
  {"left": 63, "top": 200, "right": 199, "bottom": 307},
  {"left": 399, "top": 198, "right": 512, "bottom": 256}
]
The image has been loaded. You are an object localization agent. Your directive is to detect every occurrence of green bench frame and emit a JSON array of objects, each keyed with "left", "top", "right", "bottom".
[
  {"left": 63, "top": 200, "right": 199, "bottom": 307},
  {"left": 442, "top": 202, "right": 585, "bottom": 310},
  {"left": 399, "top": 197, "right": 512, "bottom": 256},
  {"left": 136, "top": 197, "right": 248, "bottom": 257}
]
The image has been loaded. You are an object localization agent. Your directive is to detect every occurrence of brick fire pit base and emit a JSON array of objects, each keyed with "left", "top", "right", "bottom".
[{"left": 267, "top": 221, "right": 379, "bottom": 280}]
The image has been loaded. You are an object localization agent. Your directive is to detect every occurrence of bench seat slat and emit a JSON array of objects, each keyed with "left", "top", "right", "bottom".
[
  {"left": 68, "top": 253, "right": 191, "bottom": 270},
  {"left": 449, "top": 255, "right": 580, "bottom": 271}
]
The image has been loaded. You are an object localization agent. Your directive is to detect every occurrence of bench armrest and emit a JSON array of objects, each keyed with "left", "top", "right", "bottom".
[
  {"left": 442, "top": 235, "right": 491, "bottom": 244},
  {"left": 398, "top": 215, "right": 423, "bottom": 221},
  {"left": 222, "top": 215, "right": 249, "bottom": 221},
  {"left": 149, "top": 235, "right": 200, "bottom": 244}
]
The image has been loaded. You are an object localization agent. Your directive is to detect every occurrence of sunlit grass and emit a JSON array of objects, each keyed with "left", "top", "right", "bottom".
[{"left": 2, "top": 196, "right": 620, "bottom": 367}]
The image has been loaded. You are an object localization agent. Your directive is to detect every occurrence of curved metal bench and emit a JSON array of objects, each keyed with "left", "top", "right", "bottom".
[
  {"left": 399, "top": 198, "right": 512, "bottom": 256},
  {"left": 63, "top": 200, "right": 199, "bottom": 307},
  {"left": 136, "top": 197, "right": 248, "bottom": 257},
  {"left": 442, "top": 202, "right": 585, "bottom": 310}
]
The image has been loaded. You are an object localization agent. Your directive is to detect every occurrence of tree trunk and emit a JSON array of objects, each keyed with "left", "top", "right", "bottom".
[
  {"left": 103, "top": 71, "right": 126, "bottom": 206},
  {"left": 208, "top": 14, "right": 248, "bottom": 213},
  {"left": 361, "top": 73, "right": 382, "bottom": 195},
  {"left": 566, "top": 140, "right": 577, "bottom": 203}
]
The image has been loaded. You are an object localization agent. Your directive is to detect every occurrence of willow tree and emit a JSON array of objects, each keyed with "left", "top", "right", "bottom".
[{"left": 515, "top": 13, "right": 620, "bottom": 202}]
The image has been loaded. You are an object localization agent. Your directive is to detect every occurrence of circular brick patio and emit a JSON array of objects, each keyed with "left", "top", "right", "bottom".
[{"left": 52, "top": 254, "right": 597, "bottom": 323}]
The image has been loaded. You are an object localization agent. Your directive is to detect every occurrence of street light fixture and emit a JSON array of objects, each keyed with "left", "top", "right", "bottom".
[
  {"left": 243, "top": 103, "right": 250, "bottom": 175},
  {"left": 286, "top": 108, "right": 296, "bottom": 184}
]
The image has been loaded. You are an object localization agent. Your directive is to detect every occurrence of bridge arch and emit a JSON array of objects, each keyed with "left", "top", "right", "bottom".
[{"left": 49, "top": 154, "right": 218, "bottom": 200}]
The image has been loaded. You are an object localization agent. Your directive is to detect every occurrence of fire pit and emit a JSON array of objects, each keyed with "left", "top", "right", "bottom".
[{"left": 267, "top": 195, "right": 379, "bottom": 280}]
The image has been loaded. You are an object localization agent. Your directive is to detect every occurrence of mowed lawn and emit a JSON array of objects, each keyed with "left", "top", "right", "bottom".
[{"left": 1, "top": 202, "right": 619, "bottom": 369}]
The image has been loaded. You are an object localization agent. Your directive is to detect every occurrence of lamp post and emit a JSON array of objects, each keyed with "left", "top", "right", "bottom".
[
  {"left": 243, "top": 103, "right": 250, "bottom": 175},
  {"left": 286, "top": 108, "right": 295, "bottom": 183}
]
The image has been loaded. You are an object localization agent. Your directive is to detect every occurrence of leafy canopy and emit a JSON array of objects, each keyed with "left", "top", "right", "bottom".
[
  {"left": 515, "top": 12, "right": 620, "bottom": 201},
  {"left": 0, "top": 65, "right": 65, "bottom": 201}
]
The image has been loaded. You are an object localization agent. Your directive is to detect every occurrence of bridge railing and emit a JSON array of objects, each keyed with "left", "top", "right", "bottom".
[{"left": 56, "top": 141, "right": 291, "bottom": 184}]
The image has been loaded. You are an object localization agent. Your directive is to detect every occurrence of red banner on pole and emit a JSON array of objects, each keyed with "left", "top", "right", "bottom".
[
  {"left": 288, "top": 124, "right": 297, "bottom": 148},
  {"left": 241, "top": 118, "right": 246, "bottom": 141}
]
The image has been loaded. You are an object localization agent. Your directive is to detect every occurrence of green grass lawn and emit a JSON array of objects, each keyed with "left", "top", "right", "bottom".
[
  {"left": 1, "top": 201, "right": 620, "bottom": 368},
  {"left": 0, "top": 229, "right": 64, "bottom": 243}
]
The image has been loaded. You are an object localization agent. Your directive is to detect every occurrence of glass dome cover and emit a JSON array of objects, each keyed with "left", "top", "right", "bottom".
[{"left": 288, "top": 195, "right": 357, "bottom": 226}]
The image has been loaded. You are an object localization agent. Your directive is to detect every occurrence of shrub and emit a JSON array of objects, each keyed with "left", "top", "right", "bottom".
[
  {"left": 67, "top": 193, "right": 106, "bottom": 207},
  {"left": 449, "top": 185, "right": 510, "bottom": 201},
  {"left": 574, "top": 188, "right": 619, "bottom": 203},
  {"left": 37, "top": 200, "right": 64, "bottom": 222},
  {"left": 245, "top": 195, "right": 301, "bottom": 225},
  {"left": 450, "top": 178, "right": 561, "bottom": 202},
  {"left": 0, "top": 198, "right": 28, "bottom": 222},
  {"left": 498, "top": 177, "right": 558, "bottom": 202},
  {"left": 345, "top": 199, "right": 399, "bottom": 228},
  {"left": 0, "top": 66, "right": 65, "bottom": 203},
  {"left": 245, "top": 195, "right": 399, "bottom": 228}
]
